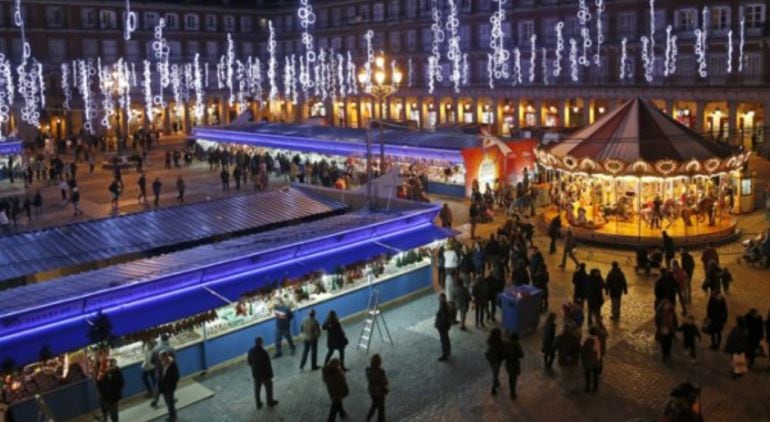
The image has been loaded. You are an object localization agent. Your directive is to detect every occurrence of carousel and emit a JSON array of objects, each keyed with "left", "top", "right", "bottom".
[{"left": 537, "top": 97, "right": 750, "bottom": 247}]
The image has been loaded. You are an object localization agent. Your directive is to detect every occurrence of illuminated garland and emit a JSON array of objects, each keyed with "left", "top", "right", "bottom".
[
  {"left": 553, "top": 22, "right": 564, "bottom": 77},
  {"left": 487, "top": 54, "right": 494, "bottom": 89},
  {"left": 124, "top": 0, "right": 137, "bottom": 41},
  {"left": 641, "top": 36, "right": 653, "bottom": 82},
  {"left": 541, "top": 47, "right": 548, "bottom": 85},
  {"left": 594, "top": 0, "right": 605, "bottom": 66},
  {"left": 225, "top": 34, "right": 236, "bottom": 105},
  {"left": 407, "top": 58, "right": 414, "bottom": 88},
  {"left": 143, "top": 60, "right": 154, "bottom": 124},
  {"left": 727, "top": 30, "right": 733, "bottom": 74},
  {"left": 428, "top": 0, "right": 444, "bottom": 94},
  {"left": 298, "top": 0, "right": 317, "bottom": 96},
  {"left": 193, "top": 54, "right": 204, "bottom": 123},
  {"left": 577, "top": 0, "right": 592, "bottom": 67},
  {"left": 696, "top": 7, "right": 708, "bottom": 78},
  {"left": 267, "top": 20, "right": 278, "bottom": 101},
  {"left": 462, "top": 53, "right": 469, "bottom": 86},
  {"left": 0, "top": 54, "right": 13, "bottom": 140},
  {"left": 346, "top": 52, "right": 357, "bottom": 95},
  {"left": 648, "top": 0, "right": 656, "bottom": 76},
  {"left": 669, "top": 34, "right": 678, "bottom": 75},
  {"left": 512, "top": 48, "right": 522, "bottom": 86},
  {"left": 569, "top": 38, "right": 579, "bottom": 82},
  {"left": 528, "top": 34, "right": 537, "bottom": 83},
  {"left": 619, "top": 37, "right": 629, "bottom": 81},
  {"left": 78, "top": 60, "right": 96, "bottom": 133},
  {"left": 446, "top": 0, "right": 462, "bottom": 93},
  {"left": 337, "top": 53, "right": 346, "bottom": 98},
  {"left": 97, "top": 58, "right": 115, "bottom": 129},
  {"left": 489, "top": 0, "right": 510, "bottom": 84},
  {"left": 664, "top": 25, "right": 672, "bottom": 77},
  {"left": 739, "top": 17, "right": 745, "bottom": 73},
  {"left": 61, "top": 63, "right": 71, "bottom": 111}
]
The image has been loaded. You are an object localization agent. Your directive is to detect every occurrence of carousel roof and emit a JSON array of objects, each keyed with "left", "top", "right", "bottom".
[{"left": 539, "top": 98, "right": 747, "bottom": 177}]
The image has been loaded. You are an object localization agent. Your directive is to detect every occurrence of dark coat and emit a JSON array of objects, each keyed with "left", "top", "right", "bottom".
[
  {"left": 554, "top": 331, "right": 581, "bottom": 367},
  {"left": 322, "top": 365, "right": 349, "bottom": 401},
  {"left": 365, "top": 366, "right": 388, "bottom": 397},
  {"left": 454, "top": 284, "right": 471, "bottom": 312},
  {"left": 572, "top": 269, "right": 587, "bottom": 302},
  {"left": 581, "top": 337, "right": 601, "bottom": 371},
  {"left": 157, "top": 361, "right": 180, "bottom": 394},
  {"left": 745, "top": 313, "right": 764, "bottom": 343},
  {"left": 707, "top": 297, "right": 728, "bottom": 332},
  {"left": 247, "top": 345, "right": 273, "bottom": 381},
  {"left": 584, "top": 274, "right": 605, "bottom": 309},
  {"left": 323, "top": 318, "right": 348, "bottom": 349},
  {"left": 605, "top": 268, "right": 628, "bottom": 298},
  {"left": 472, "top": 280, "right": 489, "bottom": 303},
  {"left": 504, "top": 339, "right": 524, "bottom": 375},
  {"left": 541, "top": 320, "right": 556, "bottom": 354},
  {"left": 434, "top": 301, "right": 452, "bottom": 331},
  {"left": 96, "top": 368, "right": 124, "bottom": 402},
  {"left": 724, "top": 325, "right": 748, "bottom": 354}
]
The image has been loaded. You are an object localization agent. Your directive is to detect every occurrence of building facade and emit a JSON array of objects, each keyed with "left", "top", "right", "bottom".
[{"left": 0, "top": 0, "right": 768, "bottom": 149}]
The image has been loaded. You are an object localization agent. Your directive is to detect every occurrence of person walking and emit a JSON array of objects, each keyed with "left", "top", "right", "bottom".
[
  {"left": 548, "top": 215, "right": 562, "bottom": 255},
  {"left": 157, "top": 351, "right": 179, "bottom": 421},
  {"left": 706, "top": 291, "right": 728, "bottom": 350},
  {"left": 559, "top": 226, "right": 579, "bottom": 269},
  {"left": 472, "top": 276, "right": 489, "bottom": 328},
  {"left": 585, "top": 268, "right": 605, "bottom": 326},
  {"left": 554, "top": 325, "right": 582, "bottom": 393},
  {"left": 322, "top": 358, "right": 349, "bottom": 422},
  {"left": 655, "top": 300, "right": 678, "bottom": 363},
  {"left": 700, "top": 243, "right": 719, "bottom": 274},
  {"left": 109, "top": 178, "right": 122, "bottom": 210},
  {"left": 454, "top": 278, "right": 471, "bottom": 331},
  {"left": 439, "top": 203, "right": 453, "bottom": 228},
  {"left": 435, "top": 293, "right": 453, "bottom": 362},
  {"left": 323, "top": 310, "right": 348, "bottom": 370},
  {"left": 70, "top": 187, "right": 83, "bottom": 216},
  {"left": 220, "top": 167, "right": 230, "bottom": 191},
  {"left": 32, "top": 190, "right": 43, "bottom": 217},
  {"left": 247, "top": 337, "right": 278, "bottom": 409},
  {"left": 152, "top": 177, "right": 162, "bottom": 209},
  {"left": 542, "top": 312, "right": 557, "bottom": 370},
  {"left": 233, "top": 166, "right": 242, "bottom": 191},
  {"left": 504, "top": 333, "right": 525, "bottom": 400},
  {"left": 150, "top": 334, "right": 176, "bottom": 408},
  {"left": 680, "top": 249, "right": 695, "bottom": 303},
  {"left": 365, "top": 354, "right": 388, "bottom": 422},
  {"left": 485, "top": 328, "right": 506, "bottom": 395},
  {"left": 662, "top": 230, "right": 675, "bottom": 268},
  {"left": 581, "top": 327, "right": 602, "bottom": 393},
  {"left": 671, "top": 260, "right": 688, "bottom": 316},
  {"left": 572, "top": 264, "right": 587, "bottom": 305},
  {"left": 677, "top": 315, "right": 701, "bottom": 364},
  {"left": 175, "top": 175, "right": 185, "bottom": 203},
  {"left": 724, "top": 317, "right": 749, "bottom": 378},
  {"left": 532, "top": 263, "right": 550, "bottom": 313},
  {"left": 605, "top": 262, "right": 628, "bottom": 321},
  {"left": 96, "top": 359, "right": 124, "bottom": 422},
  {"left": 299, "top": 309, "right": 322, "bottom": 371},
  {"left": 140, "top": 340, "right": 156, "bottom": 398},
  {"left": 273, "top": 298, "right": 296, "bottom": 358},
  {"left": 745, "top": 309, "right": 764, "bottom": 367},
  {"left": 137, "top": 172, "right": 147, "bottom": 205}
]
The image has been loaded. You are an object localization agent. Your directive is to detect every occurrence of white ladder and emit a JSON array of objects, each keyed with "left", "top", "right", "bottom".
[{"left": 356, "top": 289, "right": 394, "bottom": 353}]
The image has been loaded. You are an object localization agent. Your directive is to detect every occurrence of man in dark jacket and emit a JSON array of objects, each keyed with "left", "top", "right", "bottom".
[
  {"left": 654, "top": 268, "right": 678, "bottom": 311},
  {"left": 680, "top": 248, "right": 695, "bottom": 303},
  {"left": 96, "top": 359, "right": 124, "bottom": 422},
  {"left": 572, "top": 264, "right": 587, "bottom": 305},
  {"left": 745, "top": 309, "right": 764, "bottom": 367},
  {"left": 554, "top": 327, "right": 582, "bottom": 392},
  {"left": 584, "top": 269, "right": 605, "bottom": 326},
  {"left": 472, "top": 277, "right": 489, "bottom": 328},
  {"left": 504, "top": 334, "right": 525, "bottom": 400},
  {"left": 662, "top": 230, "right": 675, "bottom": 268},
  {"left": 157, "top": 351, "right": 180, "bottom": 421},
  {"left": 273, "top": 298, "right": 296, "bottom": 358},
  {"left": 248, "top": 337, "right": 278, "bottom": 409},
  {"left": 435, "top": 293, "right": 452, "bottom": 362},
  {"left": 605, "top": 262, "right": 628, "bottom": 321},
  {"left": 548, "top": 216, "right": 562, "bottom": 254}
]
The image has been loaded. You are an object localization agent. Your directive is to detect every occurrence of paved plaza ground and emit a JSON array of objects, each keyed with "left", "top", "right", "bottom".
[{"left": 5, "top": 140, "right": 770, "bottom": 421}]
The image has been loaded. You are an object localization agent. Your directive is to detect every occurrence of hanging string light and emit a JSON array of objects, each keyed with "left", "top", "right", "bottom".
[
  {"left": 577, "top": 0, "right": 592, "bottom": 67},
  {"left": 267, "top": 20, "right": 278, "bottom": 101},
  {"left": 446, "top": 0, "right": 463, "bottom": 93},
  {"left": 0, "top": 54, "right": 13, "bottom": 140},
  {"left": 489, "top": 0, "right": 510, "bottom": 84},
  {"left": 487, "top": 54, "right": 495, "bottom": 90},
  {"left": 641, "top": 36, "right": 653, "bottom": 82},
  {"left": 61, "top": 63, "right": 71, "bottom": 111},
  {"left": 669, "top": 34, "right": 678, "bottom": 75},
  {"left": 738, "top": 17, "right": 745, "bottom": 73},
  {"left": 593, "top": 0, "right": 605, "bottom": 66},
  {"left": 511, "top": 47, "right": 522, "bottom": 86},
  {"left": 664, "top": 25, "right": 672, "bottom": 77},
  {"left": 297, "top": 0, "right": 316, "bottom": 96},
  {"left": 337, "top": 53, "right": 346, "bottom": 98},
  {"left": 528, "top": 34, "right": 537, "bottom": 83},
  {"left": 695, "top": 6, "right": 708, "bottom": 78},
  {"left": 428, "top": 0, "right": 444, "bottom": 94},
  {"left": 726, "top": 29, "right": 733, "bottom": 74},
  {"left": 569, "top": 38, "right": 579, "bottom": 82},
  {"left": 407, "top": 58, "right": 414, "bottom": 88},
  {"left": 124, "top": 0, "right": 137, "bottom": 41},
  {"left": 142, "top": 60, "right": 153, "bottom": 124},
  {"left": 619, "top": 38, "right": 628, "bottom": 81},
  {"left": 193, "top": 54, "right": 204, "bottom": 123},
  {"left": 462, "top": 53, "right": 469, "bottom": 86},
  {"left": 79, "top": 60, "right": 96, "bottom": 133},
  {"left": 97, "top": 58, "right": 115, "bottom": 129},
  {"left": 541, "top": 47, "right": 548, "bottom": 85},
  {"left": 648, "top": 0, "right": 656, "bottom": 73},
  {"left": 346, "top": 52, "right": 357, "bottom": 96},
  {"left": 553, "top": 22, "right": 564, "bottom": 78}
]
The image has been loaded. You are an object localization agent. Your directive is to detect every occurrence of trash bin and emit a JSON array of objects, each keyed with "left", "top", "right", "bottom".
[{"left": 498, "top": 285, "right": 543, "bottom": 334}]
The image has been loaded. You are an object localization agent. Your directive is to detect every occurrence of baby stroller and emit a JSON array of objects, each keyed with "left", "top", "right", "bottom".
[
  {"left": 635, "top": 247, "right": 663, "bottom": 275},
  {"left": 740, "top": 234, "right": 769, "bottom": 268}
]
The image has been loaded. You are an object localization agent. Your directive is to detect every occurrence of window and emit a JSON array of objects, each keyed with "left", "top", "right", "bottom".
[
  {"left": 99, "top": 10, "right": 117, "bottom": 30},
  {"left": 518, "top": 21, "right": 534, "bottom": 45},
  {"left": 240, "top": 16, "right": 252, "bottom": 32},
  {"left": 184, "top": 14, "right": 199, "bottom": 31},
  {"left": 82, "top": 39, "right": 98, "bottom": 57},
  {"left": 478, "top": 24, "right": 490, "bottom": 49},
  {"left": 389, "top": 31, "right": 401, "bottom": 52},
  {"left": 346, "top": 35, "right": 356, "bottom": 52},
  {"left": 422, "top": 27, "right": 433, "bottom": 52},
  {"left": 167, "top": 41, "right": 181, "bottom": 60},
  {"left": 125, "top": 40, "right": 139, "bottom": 60},
  {"left": 11, "top": 38, "right": 23, "bottom": 59},
  {"left": 144, "top": 12, "right": 158, "bottom": 30},
  {"left": 565, "top": 17, "right": 580, "bottom": 38},
  {"left": 675, "top": 9, "right": 698, "bottom": 31},
  {"left": 224, "top": 15, "right": 236, "bottom": 32},
  {"left": 205, "top": 14, "right": 217, "bottom": 31},
  {"left": 331, "top": 8, "right": 342, "bottom": 26},
  {"left": 359, "top": 4, "right": 370, "bottom": 22},
  {"left": 283, "top": 14, "right": 293, "bottom": 31},
  {"left": 744, "top": 53, "right": 761, "bottom": 75},
  {"left": 46, "top": 6, "right": 65, "bottom": 28},
  {"left": 406, "top": 30, "right": 417, "bottom": 52},
  {"left": 187, "top": 40, "right": 200, "bottom": 57},
  {"left": 742, "top": 4, "right": 766, "bottom": 30},
  {"left": 101, "top": 39, "right": 117, "bottom": 61},
  {"left": 317, "top": 9, "right": 328, "bottom": 28},
  {"left": 331, "top": 37, "right": 342, "bottom": 50},
  {"left": 617, "top": 12, "right": 636, "bottom": 38},
  {"left": 347, "top": 6, "right": 356, "bottom": 22},
  {"left": 388, "top": 0, "right": 400, "bottom": 20},
  {"left": 82, "top": 8, "right": 97, "bottom": 29},
  {"left": 678, "top": 55, "right": 695, "bottom": 77},
  {"left": 460, "top": 25, "right": 470, "bottom": 50},
  {"left": 406, "top": 1, "right": 418, "bottom": 19},
  {"left": 283, "top": 41, "right": 292, "bottom": 54},
  {"left": 164, "top": 13, "right": 179, "bottom": 30},
  {"left": 543, "top": 18, "right": 558, "bottom": 44},
  {"left": 318, "top": 37, "right": 329, "bottom": 50},
  {"left": 460, "top": 0, "right": 472, "bottom": 12},
  {"left": 708, "top": 55, "right": 727, "bottom": 76},
  {"left": 242, "top": 42, "right": 253, "bottom": 57},
  {"left": 373, "top": 3, "right": 385, "bottom": 22},
  {"left": 206, "top": 41, "right": 218, "bottom": 61},
  {"left": 710, "top": 7, "right": 730, "bottom": 32},
  {"left": 48, "top": 39, "right": 66, "bottom": 61},
  {"left": 420, "top": 0, "right": 431, "bottom": 17}
]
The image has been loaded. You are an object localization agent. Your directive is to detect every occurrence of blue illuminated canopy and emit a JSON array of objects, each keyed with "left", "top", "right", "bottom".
[{"left": 0, "top": 140, "right": 22, "bottom": 155}]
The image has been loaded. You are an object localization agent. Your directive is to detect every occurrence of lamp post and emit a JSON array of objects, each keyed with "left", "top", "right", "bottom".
[{"left": 358, "top": 53, "right": 402, "bottom": 209}]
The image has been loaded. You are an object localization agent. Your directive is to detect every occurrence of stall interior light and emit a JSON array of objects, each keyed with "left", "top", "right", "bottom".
[
  {"left": 503, "top": 104, "right": 511, "bottom": 112},
  {"left": 525, "top": 105, "right": 534, "bottom": 113},
  {"left": 411, "top": 103, "right": 418, "bottom": 109},
  {"left": 572, "top": 106, "right": 579, "bottom": 113},
  {"left": 464, "top": 104, "right": 471, "bottom": 111},
  {"left": 598, "top": 106, "right": 606, "bottom": 114},
  {"left": 446, "top": 104, "right": 453, "bottom": 110},
  {"left": 483, "top": 104, "right": 490, "bottom": 111},
  {"left": 549, "top": 106, "right": 557, "bottom": 114},
  {"left": 745, "top": 110, "right": 755, "bottom": 117}
]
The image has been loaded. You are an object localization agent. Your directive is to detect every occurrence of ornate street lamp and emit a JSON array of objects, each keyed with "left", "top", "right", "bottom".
[{"left": 358, "top": 52, "right": 402, "bottom": 208}]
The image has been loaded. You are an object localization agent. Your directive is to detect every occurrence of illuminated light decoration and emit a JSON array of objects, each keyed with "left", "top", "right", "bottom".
[
  {"left": 297, "top": 0, "right": 317, "bottom": 96},
  {"left": 669, "top": 35, "right": 678, "bottom": 75},
  {"left": 553, "top": 22, "right": 564, "bottom": 77},
  {"left": 569, "top": 38, "right": 579, "bottom": 82},
  {"left": 142, "top": 60, "right": 153, "bottom": 124},
  {"left": 204, "top": 62, "right": 210, "bottom": 89},
  {"left": 446, "top": 0, "right": 463, "bottom": 93},
  {"left": 577, "top": 0, "right": 592, "bottom": 67},
  {"left": 663, "top": 25, "right": 672, "bottom": 77},
  {"left": 593, "top": 0, "right": 605, "bottom": 66},
  {"left": 225, "top": 33, "right": 236, "bottom": 105},
  {"left": 193, "top": 54, "right": 204, "bottom": 123},
  {"left": 541, "top": 47, "right": 548, "bottom": 85},
  {"left": 428, "top": 0, "right": 445, "bottom": 94},
  {"left": 14, "top": 0, "right": 42, "bottom": 127},
  {"left": 283, "top": 55, "right": 298, "bottom": 105},
  {"left": 61, "top": 63, "right": 71, "bottom": 111},
  {"left": 528, "top": 34, "right": 537, "bottom": 83},
  {"left": 327, "top": 53, "right": 337, "bottom": 100},
  {"left": 267, "top": 20, "right": 278, "bottom": 101},
  {"left": 251, "top": 57, "right": 263, "bottom": 101},
  {"left": 78, "top": 60, "right": 97, "bottom": 133},
  {"left": 0, "top": 54, "right": 13, "bottom": 140},
  {"left": 619, "top": 37, "right": 629, "bottom": 81},
  {"left": 694, "top": 29, "right": 706, "bottom": 79},
  {"left": 489, "top": 0, "right": 510, "bottom": 83},
  {"left": 487, "top": 54, "right": 494, "bottom": 90},
  {"left": 362, "top": 30, "right": 375, "bottom": 91},
  {"left": 170, "top": 64, "right": 183, "bottom": 115},
  {"left": 462, "top": 53, "right": 469, "bottom": 86},
  {"left": 346, "top": 52, "right": 357, "bottom": 96},
  {"left": 234, "top": 60, "right": 247, "bottom": 114},
  {"left": 407, "top": 58, "right": 414, "bottom": 88},
  {"left": 641, "top": 36, "right": 653, "bottom": 82},
  {"left": 739, "top": 17, "right": 745, "bottom": 73},
  {"left": 648, "top": 0, "right": 656, "bottom": 76},
  {"left": 130, "top": 62, "right": 137, "bottom": 87},
  {"left": 726, "top": 30, "right": 733, "bottom": 74},
  {"left": 123, "top": 0, "right": 137, "bottom": 41},
  {"left": 511, "top": 47, "right": 522, "bottom": 86},
  {"left": 152, "top": 18, "right": 169, "bottom": 108},
  {"left": 97, "top": 58, "right": 115, "bottom": 129},
  {"left": 696, "top": 6, "right": 708, "bottom": 78},
  {"left": 316, "top": 49, "right": 327, "bottom": 100},
  {"left": 115, "top": 59, "right": 131, "bottom": 123},
  {"left": 337, "top": 53, "right": 346, "bottom": 98}
]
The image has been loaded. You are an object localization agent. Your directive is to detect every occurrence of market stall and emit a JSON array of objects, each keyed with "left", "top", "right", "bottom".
[
  {"left": 536, "top": 98, "right": 749, "bottom": 246},
  {"left": 0, "top": 139, "right": 23, "bottom": 181}
]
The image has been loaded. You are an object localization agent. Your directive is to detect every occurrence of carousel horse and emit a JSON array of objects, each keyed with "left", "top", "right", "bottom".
[
  {"left": 696, "top": 196, "right": 715, "bottom": 225},
  {"left": 661, "top": 199, "right": 681, "bottom": 229},
  {"left": 640, "top": 204, "right": 656, "bottom": 227}
]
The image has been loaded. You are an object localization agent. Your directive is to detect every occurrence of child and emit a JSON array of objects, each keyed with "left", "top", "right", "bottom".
[{"left": 678, "top": 315, "right": 701, "bottom": 364}]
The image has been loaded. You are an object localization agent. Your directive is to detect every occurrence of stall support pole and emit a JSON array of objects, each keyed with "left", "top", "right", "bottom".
[{"left": 366, "top": 122, "right": 374, "bottom": 210}]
